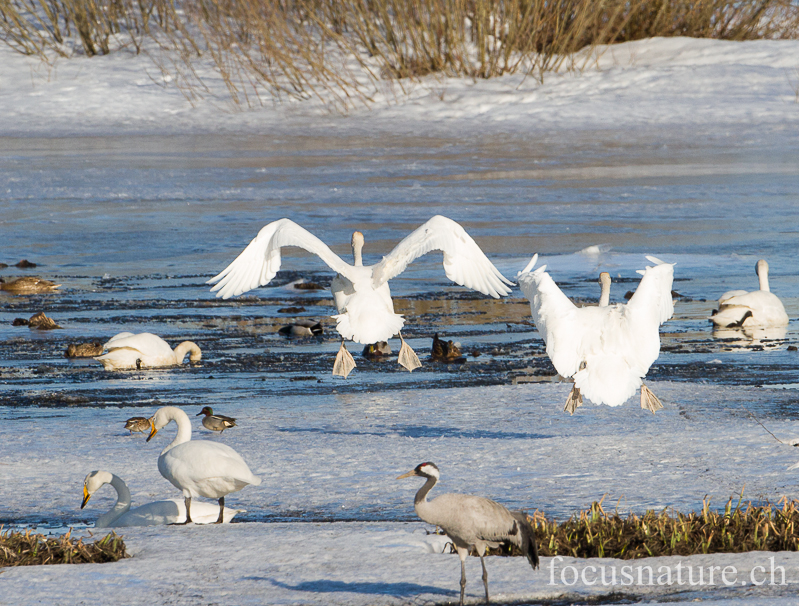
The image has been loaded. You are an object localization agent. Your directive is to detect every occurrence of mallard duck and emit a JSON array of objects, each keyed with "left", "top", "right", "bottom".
[
  {"left": 431, "top": 333, "right": 464, "bottom": 362},
  {"left": 124, "top": 417, "right": 151, "bottom": 435},
  {"left": 197, "top": 406, "right": 237, "bottom": 432},
  {"left": 0, "top": 276, "right": 60, "bottom": 294},
  {"left": 209, "top": 216, "right": 512, "bottom": 379},
  {"left": 710, "top": 259, "right": 789, "bottom": 328},
  {"left": 20, "top": 311, "right": 61, "bottom": 330},
  {"left": 65, "top": 342, "right": 104, "bottom": 358},
  {"left": 278, "top": 319, "right": 323, "bottom": 337},
  {"left": 147, "top": 406, "right": 259, "bottom": 523},
  {"left": 94, "top": 332, "right": 201, "bottom": 370},
  {"left": 362, "top": 341, "right": 392, "bottom": 359}
]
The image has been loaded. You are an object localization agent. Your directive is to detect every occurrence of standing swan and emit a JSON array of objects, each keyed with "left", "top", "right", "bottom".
[
  {"left": 81, "top": 470, "right": 240, "bottom": 527},
  {"left": 208, "top": 216, "right": 512, "bottom": 378},
  {"left": 94, "top": 332, "right": 202, "bottom": 370},
  {"left": 397, "top": 462, "right": 538, "bottom": 606},
  {"left": 518, "top": 255, "right": 674, "bottom": 414},
  {"left": 146, "top": 406, "right": 260, "bottom": 524},
  {"left": 710, "top": 260, "right": 789, "bottom": 328}
]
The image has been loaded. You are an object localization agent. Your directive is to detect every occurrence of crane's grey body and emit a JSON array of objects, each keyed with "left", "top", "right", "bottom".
[{"left": 398, "top": 462, "right": 538, "bottom": 605}]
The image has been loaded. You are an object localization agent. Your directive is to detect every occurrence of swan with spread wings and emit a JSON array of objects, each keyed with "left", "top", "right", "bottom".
[
  {"left": 208, "top": 216, "right": 512, "bottom": 377},
  {"left": 518, "top": 255, "right": 675, "bottom": 414}
]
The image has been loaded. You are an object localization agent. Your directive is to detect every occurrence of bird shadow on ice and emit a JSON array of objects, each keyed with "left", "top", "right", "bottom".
[
  {"left": 277, "top": 425, "right": 553, "bottom": 440},
  {"left": 257, "top": 578, "right": 452, "bottom": 597}
]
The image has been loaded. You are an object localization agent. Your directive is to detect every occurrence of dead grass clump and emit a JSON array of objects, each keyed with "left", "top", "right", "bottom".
[
  {"left": 483, "top": 495, "right": 799, "bottom": 560},
  {"left": 0, "top": 528, "right": 127, "bottom": 566},
  {"left": 1, "top": 0, "right": 798, "bottom": 107}
]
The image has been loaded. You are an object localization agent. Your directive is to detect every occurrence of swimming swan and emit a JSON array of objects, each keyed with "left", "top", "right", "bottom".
[
  {"left": 710, "top": 260, "right": 789, "bottom": 328},
  {"left": 81, "top": 470, "right": 240, "bottom": 527},
  {"left": 518, "top": 255, "right": 674, "bottom": 414},
  {"left": 94, "top": 332, "right": 201, "bottom": 370},
  {"left": 208, "top": 216, "right": 513, "bottom": 378},
  {"left": 146, "top": 406, "right": 260, "bottom": 524}
]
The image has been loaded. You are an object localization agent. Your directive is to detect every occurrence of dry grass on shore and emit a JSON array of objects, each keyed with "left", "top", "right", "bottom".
[
  {"left": 479, "top": 495, "right": 799, "bottom": 560},
  {"left": 1, "top": 0, "right": 798, "bottom": 107},
  {"left": 0, "top": 527, "right": 127, "bottom": 566}
]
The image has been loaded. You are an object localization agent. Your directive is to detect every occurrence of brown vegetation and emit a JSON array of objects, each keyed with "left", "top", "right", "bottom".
[
  {"left": 0, "top": 0, "right": 797, "bottom": 106},
  {"left": 0, "top": 528, "right": 127, "bottom": 566},
  {"left": 478, "top": 495, "right": 799, "bottom": 560}
]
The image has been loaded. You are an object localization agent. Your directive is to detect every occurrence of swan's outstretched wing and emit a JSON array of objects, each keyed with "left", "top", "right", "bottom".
[
  {"left": 517, "top": 256, "right": 582, "bottom": 377},
  {"left": 371, "top": 216, "right": 513, "bottom": 298},
  {"left": 626, "top": 256, "right": 675, "bottom": 326},
  {"left": 208, "top": 219, "right": 352, "bottom": 299}
]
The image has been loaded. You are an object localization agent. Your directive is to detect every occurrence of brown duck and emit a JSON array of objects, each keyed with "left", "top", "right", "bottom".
[{"left": 0, "top": 276, "right": 60, "bottom": 294}]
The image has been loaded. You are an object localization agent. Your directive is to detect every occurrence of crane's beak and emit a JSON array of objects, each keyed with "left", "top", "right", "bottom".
[
  {"left": 81, "top": 485, "right": 91, "bottom": 509},
  {"left": 396, "top": 469, "right": 418, "bottom": 480},
  {"left": 146, "top": 419, "right": 158, "bottom": 442}
]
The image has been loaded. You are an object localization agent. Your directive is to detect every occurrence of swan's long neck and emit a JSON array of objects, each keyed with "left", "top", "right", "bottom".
[
  {"left": 598, "top": 273, "right": 611, "bottom": 307},
  {"left": 95, "top": 474, "right": 131, "bottom": 527},
  {"left": 173, "top": 341, "right": 202, "bottom": 364},
  {"left": 161, "top": 408, "right": 192, "bottom": 455},
  {"left": 351, "top": 232, "right": 364, "bottom": 267},
  {"left": 757, "top": 261, "right": 770, "bottom": 292}
]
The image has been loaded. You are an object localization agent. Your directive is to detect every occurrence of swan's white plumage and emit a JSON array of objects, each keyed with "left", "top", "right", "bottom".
[
  {"left": 82, "top": 470, "right": 240, "bottom": 527},
  {"left": 149, "top": 407, "right": 260, "bottom": 504},
  {"left": 94, "top": 332, "right": 201, "bottom": 370},
  {"left": 208, "top": 216, "right": 512, "bottom": 345},
  {"left": 710, "top": 260, "right": 788, "bottom": 328},
  {"left": 518, "top": 255, "right": 675, "bottom": 407}
]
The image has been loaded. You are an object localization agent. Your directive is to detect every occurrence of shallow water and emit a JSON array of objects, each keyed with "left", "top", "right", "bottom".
[{"left": 1, "top": 128, "right": 798, "bottom": 526}]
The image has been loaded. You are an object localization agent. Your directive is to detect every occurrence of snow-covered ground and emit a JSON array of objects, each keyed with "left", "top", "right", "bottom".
[
  {"left": 3, "top": 34, "right": 799, "bottom": 605},
  {"left": 1, "top": 37, "right": 798, "bottom": 136}
]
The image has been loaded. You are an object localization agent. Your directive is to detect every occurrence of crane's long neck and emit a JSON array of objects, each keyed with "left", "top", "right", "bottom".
[
  {"left": 413, "top": 475, "right": 439, "bottom": 523},
  {"left": 161, "top": 408, "right": 192, "bottom": 456},
  {"left": 95, "top": 474, "right": 131, "bottom": 527},
  {"left": 172, "top": 341, "right": 201, "bottom": 364}
]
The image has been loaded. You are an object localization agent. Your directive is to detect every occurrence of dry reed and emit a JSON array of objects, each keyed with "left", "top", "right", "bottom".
[
  {"left": 0, "top": 527, "right": 127, "bottom": 566},
  {"left": 477, "top": 495, "right": 799, "bottom": 560},
  {"left": 1, "top": 0, "right": 798, "bottom": 107}
]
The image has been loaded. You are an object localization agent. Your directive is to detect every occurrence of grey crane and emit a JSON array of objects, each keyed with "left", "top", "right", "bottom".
[{"left": 397, "top": 462, "right": 539, "bottom": 605}]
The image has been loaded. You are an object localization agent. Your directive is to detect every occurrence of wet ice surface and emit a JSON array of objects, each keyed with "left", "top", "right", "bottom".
[{"left": 1, "top": 128, "right": 799, "bottom": 604}]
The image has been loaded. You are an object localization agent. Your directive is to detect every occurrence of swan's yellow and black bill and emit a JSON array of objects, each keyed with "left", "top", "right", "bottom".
[
  {"left": 81, "top": 485, "right": 91, "bottom": 509},
  {"left": 146, "top": 418, "right": 158, "bottom": 442},
  {"left": 396, "top": 469, "right": 418, "bottom": 480}
]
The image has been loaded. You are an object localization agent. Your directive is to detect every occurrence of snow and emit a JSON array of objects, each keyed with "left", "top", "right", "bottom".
[
  {"left": 3, "top": 32, "right": 799, "bottom": 605},
  {"left": 1, "top": 37, "right": 798, "bottom": 136}
]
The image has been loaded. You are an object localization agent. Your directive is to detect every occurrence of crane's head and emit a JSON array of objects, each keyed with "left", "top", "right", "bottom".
[{"left": 396, "top": 461, "right": 440, "bottom": 481}]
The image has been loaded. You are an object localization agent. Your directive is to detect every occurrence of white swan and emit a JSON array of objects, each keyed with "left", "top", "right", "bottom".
[
  {"left": 710, "top": 260, "right": 789, "bottom": 328},
  {"left": 94, "top": 332, "right": 201, "bottom": 370},
  {"left": 518, "top": 255, "right": 674, "bottom": 414},
  {"left": 208, "top": 216, "right": 513, "bottom": 378},
  {"left": 81, "top": 470, "right": 241, "bottom": 527},
  {"left": 146, "top": 406, "right": 261, "bottom": 524}
]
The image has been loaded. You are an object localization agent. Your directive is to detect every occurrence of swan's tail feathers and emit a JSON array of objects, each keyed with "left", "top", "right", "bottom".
[
  {"left": 640, "top": 384, "right": 664, "bottom": 413},
  {"left": 512, "top": 512, "right": 540, "bottom": 570},
  {"left": 518, "top": 254, "right": 539, "bottom": 277},
  {"left": 333, "top": 342, "right": 356, "bottom": 378},
  {"left": 564, "top": 386, "right": 582, "bottom": 415},
  {"left": 398, "top": 334, "right": 422, "bottom": 372}
]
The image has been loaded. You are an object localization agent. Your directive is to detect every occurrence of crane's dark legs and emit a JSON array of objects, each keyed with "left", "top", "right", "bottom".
[
  {"left": 480, "top": 555, "right": 490, "bottom": 603},
  {"left": 216, "top": 496, "right": 225, "bottom": 523}
]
